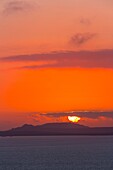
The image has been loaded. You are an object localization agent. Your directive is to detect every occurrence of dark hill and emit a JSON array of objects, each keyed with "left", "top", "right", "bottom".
[{"left": 0, "top": 123, "right": 113, "bottom": 136}]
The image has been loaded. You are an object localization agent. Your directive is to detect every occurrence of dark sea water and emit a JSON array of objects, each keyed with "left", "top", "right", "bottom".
[{"left": 0, "top": 136, "right": 113, "bottom": 170}]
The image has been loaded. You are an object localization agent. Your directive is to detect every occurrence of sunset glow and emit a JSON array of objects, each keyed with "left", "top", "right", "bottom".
[
  {"left": 0, "top": 0, "right": 113, "bottom": 130},
  {"left": 68, "top": 116, "right": 81, "bottom": 123}
]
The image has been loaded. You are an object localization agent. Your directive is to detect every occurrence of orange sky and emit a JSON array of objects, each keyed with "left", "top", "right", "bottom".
[
  {"left": 3, "top": 68, "right": 113, "bottom": 112},
  {"left": 0, "top": 0, "right": 113, "bottom": 129}
]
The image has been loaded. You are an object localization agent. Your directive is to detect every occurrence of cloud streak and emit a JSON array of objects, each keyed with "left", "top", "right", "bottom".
[
  {"left": 38, "top": 111, "right": 113, "bottom": 119},
  {"left": 1, "top": 49, "right": 113, "bottom": 69}
]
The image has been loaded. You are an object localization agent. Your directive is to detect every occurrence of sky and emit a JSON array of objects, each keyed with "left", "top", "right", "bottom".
[{"left": 0, "top": 0, "right": 113, "bottom": 130}]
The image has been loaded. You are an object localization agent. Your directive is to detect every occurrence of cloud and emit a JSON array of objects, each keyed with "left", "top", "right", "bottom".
[
  {"left": 1, "top": 49, "right": 113, "bottom": 69},
  {"left": 38, "top": 111, "right": 113, "bottom": 119},
  {"left": 70, "top": 32, "right": 97, "bottom": 46},
  {"left": 28, "top": 111, "right": 113, "bottom": 126},
  {"left": 3, "top": 0, "right": 37, "bottom": 15}
]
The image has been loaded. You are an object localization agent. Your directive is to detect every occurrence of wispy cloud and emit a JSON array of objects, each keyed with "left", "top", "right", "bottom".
[
  {"left": 39, "top": 111, "right": 113, "bottom": 119},
  {"left": 27, "top": 111, "right": 113, "bottom": 126},
  {"left": 70, "top": 32, "right": 97, "bottom": 46},
  {"left": 2, "top": 0, "right": 37, "bottom": 16},
  {"left": 1, "top": 49, "right": 113, "bottom": 69}
]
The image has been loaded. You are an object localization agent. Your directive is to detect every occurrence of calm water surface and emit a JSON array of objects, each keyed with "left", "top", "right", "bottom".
[{"left": 0, "top": 136, "right": 113, "bottom": 170}]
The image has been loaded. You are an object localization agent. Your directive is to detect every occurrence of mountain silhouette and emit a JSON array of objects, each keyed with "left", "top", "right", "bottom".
[{"left": 0, "top": 122, "right": 113, "bottom": 136}]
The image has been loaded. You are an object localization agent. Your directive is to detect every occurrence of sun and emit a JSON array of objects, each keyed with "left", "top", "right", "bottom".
[{"left": 68, "top": 116, "right": 81, "bottom": 123}]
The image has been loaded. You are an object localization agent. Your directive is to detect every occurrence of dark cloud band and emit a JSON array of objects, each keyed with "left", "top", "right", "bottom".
[
  {"left": 39, "top": 111, "right": 113, "bottom": 119},
  {"left": 1, "top": 49, "right": 113, "bottom": 69}
]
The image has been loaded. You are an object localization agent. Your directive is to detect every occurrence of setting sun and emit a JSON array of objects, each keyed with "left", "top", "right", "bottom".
[{"left": 68, "top": 116, "right": 81, "bottom": 123}]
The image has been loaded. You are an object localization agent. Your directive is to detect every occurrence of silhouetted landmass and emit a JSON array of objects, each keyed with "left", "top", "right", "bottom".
[{"left": 0, "top": 123, "right": 113, "bottom": 136}]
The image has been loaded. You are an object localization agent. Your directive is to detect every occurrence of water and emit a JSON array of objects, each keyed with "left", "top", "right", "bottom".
[{"left": 0, "top": 136, "right": 113, "bottom": 170}]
